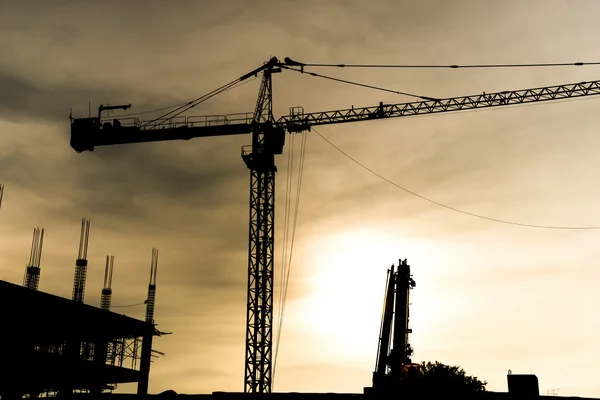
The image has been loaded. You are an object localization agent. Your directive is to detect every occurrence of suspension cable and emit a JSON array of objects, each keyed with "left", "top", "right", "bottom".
[
  {"left": 102, "top": 75, "right": 259, "bottom": 120},
  {"left": 112, "top": 301, "right": 145, "bottom": 308},
  {"left": 139, "top": 79, "right": 242, "bottom": 129},
  {"left": 314, "top": 128, "right": 600, "bottom": 230},
  {"left": 138, "top": 61, "right": 269, "bottom": 129},
  {"left": 281, "top": 65, "right": 438, "bottom": 101},
  {"left": 273, "top": 131, "right": 308, "bottom": 388},
  {"left": 275, "top": 132, "right": 295, "bottom": 372},
  {"left": 287, "top": 60, "right": 600, "bottom": 69}
]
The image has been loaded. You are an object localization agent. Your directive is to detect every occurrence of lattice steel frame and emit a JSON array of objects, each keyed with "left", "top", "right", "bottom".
[
  {"left": 280, "top": 79, "right": 600, "bottom": 131},
  {"left": 242, "top": 66, "right": 277, "bottom": 393},
  {"left": 27, "top": 336, "right": 142, "bottom": 397}
]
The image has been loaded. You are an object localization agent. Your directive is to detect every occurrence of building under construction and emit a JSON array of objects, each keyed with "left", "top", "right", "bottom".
[
  {"left": 0, "top": 279, "right": 158, "bottom": 397},
  {"left": 0, "top": 216, "right": 163, "bottom": 398}
]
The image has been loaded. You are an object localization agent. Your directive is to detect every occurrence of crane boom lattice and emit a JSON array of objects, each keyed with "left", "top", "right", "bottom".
[{"left": 241, "top": 60, "right": 284, "bottom": 394}]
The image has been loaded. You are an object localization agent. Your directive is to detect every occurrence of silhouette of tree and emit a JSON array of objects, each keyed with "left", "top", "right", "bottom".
[{"left": 416, "top": 361, "right": 487, "bottom": 393}]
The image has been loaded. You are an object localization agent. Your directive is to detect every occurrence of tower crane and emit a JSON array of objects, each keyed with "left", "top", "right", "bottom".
[{"left": 68, "top": 56, "right": 600, "bottom": 394}]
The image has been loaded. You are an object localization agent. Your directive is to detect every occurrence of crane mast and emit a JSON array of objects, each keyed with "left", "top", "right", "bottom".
[
  {"left": 67, "top": 57, "right": 600, "bottom": 394},
  {"left": 241, "top": 61, "right": 285, "bottom": 393}
]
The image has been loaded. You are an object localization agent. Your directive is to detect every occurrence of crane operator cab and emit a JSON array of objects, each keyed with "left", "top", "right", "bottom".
[{"left": 69, "top": 103, "right": 132, "bottom": 153}]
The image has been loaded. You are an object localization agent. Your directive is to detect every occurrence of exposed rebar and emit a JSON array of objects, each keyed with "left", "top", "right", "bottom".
[
  {"left": 100, "top": 255, "right": 115, "bottom": 311},
  {"left": 24, "top": 227, "right": 44, "bottom": 290},
  {"left": 145, "top": 248, "right": 159, "bottom": 324},
  {"left": 73, "top": 218, "right": 91, "bottom": 303}
]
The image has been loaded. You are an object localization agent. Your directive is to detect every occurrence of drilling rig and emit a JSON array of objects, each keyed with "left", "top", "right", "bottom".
[
  {"left": 370, "top": 259, "right": 419, "bottom": 395},
  {"left": 68, "top": 56, "right": 600, "bottom": 393}
]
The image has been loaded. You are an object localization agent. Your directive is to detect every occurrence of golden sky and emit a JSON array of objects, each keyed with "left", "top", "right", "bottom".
[{"left": 1, "top": 0, "right": 600, "bottom": 397}]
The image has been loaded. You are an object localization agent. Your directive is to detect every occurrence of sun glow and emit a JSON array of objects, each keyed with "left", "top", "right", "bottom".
[{"left": 297, "top": 227, "right": 418, "bottom": 362}]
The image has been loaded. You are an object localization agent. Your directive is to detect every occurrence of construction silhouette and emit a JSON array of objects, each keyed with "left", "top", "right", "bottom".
[
  {"left": 68, "top": 56, "right": 600, "bottom": 393},
  {"left": 372, "top": 259, "right": 418, "bottom": 393}
]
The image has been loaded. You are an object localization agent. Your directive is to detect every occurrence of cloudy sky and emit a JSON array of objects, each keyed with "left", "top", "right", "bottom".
[{"left": 2, "top": 0, "right": 600, "bottom": 396}]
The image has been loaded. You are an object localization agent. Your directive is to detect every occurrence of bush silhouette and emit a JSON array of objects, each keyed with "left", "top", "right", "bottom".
[{"left": 412, "top": 361, "right": 487, "bottom": 394}]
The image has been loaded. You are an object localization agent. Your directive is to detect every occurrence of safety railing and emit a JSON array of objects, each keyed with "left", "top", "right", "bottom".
[
  {"left": 137, "top": 112, "right": 254, "bottom": 130},
  {"left": 98, "top": 112, "right": 254, "bottom": 131}
]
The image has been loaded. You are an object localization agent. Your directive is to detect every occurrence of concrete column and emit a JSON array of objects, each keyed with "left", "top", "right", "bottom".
[
  {"left": 90, "top": 339, "right": 109, "bottom": 394},
  {"left": 137, "top": 334, "right": 153, "bottom": 396}
]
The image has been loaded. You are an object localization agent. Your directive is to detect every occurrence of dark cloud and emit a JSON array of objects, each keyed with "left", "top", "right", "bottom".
[
  {"left": 0, "top": 63, "right": 260, "bottom": 225},
  {"left": 0, "top": 69, "right": 254, "bottom": 125}
]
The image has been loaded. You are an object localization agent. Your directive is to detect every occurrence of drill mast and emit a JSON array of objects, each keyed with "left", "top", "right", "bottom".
[{"left": 373, "top": 259, "right": 416, "bottom": 392}]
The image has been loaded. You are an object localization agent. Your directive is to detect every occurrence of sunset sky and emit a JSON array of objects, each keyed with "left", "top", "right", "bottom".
[{"left": 2, "top": 0, "right": 600, "bottom": 397}]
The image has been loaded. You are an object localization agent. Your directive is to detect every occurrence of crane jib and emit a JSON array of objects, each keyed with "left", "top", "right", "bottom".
[
  {"left": 70, "top": 79, "right": 600, "bottom": 152},
  {"left": 279, "top": 80, "right": 600, "bottom": 132}
]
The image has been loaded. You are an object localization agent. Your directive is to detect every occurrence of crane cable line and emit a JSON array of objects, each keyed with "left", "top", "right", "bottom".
[
  {"left": 112, "top": 301, "right": 145, "bottom": 308},
  {"left": 104, "top": 58, "right": 600, "bottom": 121},
  {"left": 103, "top": 75, "right": 259, "bottom": 120},
  {"left": 275, "top": 130, "right": 296, "bottom": 376},
  {"left": 273, "top": 130, "right": 308, "bottom": 388},
  {"left": 274, "top": 134, "right": 294, "bottom": 388},
  {"left": 277, "top": 131, "right": 297, "bottom": 338},
  {"left": 314, "top": 128, "right": 600, "bottom": 230},
  {"left": 104, "top": 58, "right": 600, "bottom": 120},
  {"left": 139, "top": 69, "right": 263, "bottom": 129},
  {"left": 281, "top": 65, "right": 435, "bottom": 100},
  {"left": 138, "top": 79, "right": 240, "bottom": 129},
  {"left": 291, "top": 60, "right": 600, "bottom": 69}
]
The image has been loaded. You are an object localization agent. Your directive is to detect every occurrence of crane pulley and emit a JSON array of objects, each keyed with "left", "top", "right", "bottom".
[{"left": 68, "top": 56, "right": 600, "bottom": 394}]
